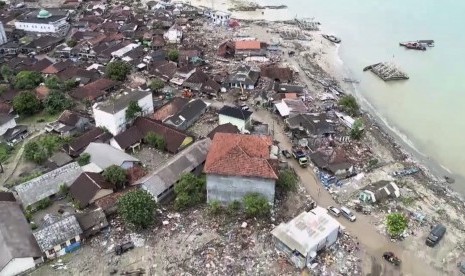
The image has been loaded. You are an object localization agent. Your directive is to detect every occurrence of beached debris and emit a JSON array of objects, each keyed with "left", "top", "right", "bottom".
[
  {"left": 322, "top": 34, "right": 341, "bottom": 44},
  {"left": 391, "top": 167, "right": 420, "bottom": 177},
  {"left": 295, "top": 18, "right": 320, "bottom": 31},
  {"left": 363, "top": 62, "right": 409, "bottom": 81}
]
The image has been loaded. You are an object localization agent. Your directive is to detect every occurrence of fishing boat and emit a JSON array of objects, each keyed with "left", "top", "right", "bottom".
[
  {"left": 322, "top": 34, "right": 341, "bottom": 44},
  {"left": 418, "top": 40, "right": 435, "bottom": 47},
  {"left": 399, "top": 41, "right": 426, "bottom": 50}
]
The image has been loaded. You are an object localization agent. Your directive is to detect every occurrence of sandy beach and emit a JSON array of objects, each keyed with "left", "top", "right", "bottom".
[{"left": 181, "top": 0, "right": 465, "bottom": 274}]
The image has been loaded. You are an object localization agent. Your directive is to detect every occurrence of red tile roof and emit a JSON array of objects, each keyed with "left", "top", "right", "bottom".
[
  {"left": 235, "top": 40, "right": 261, "bottom": 50},
  {"left": 204, "top": 133, "right": 277, "bottom": 179},
  {"left": 71, "top": 78, "right": 117, "bottom": 101}
]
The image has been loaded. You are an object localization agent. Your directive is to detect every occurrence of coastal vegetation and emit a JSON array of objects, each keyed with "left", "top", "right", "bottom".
[
  {"left": 174, "top": 173, "right": 206, "bottom": 210},
  {"left": 338, "top": 95, "right": 359, "bottom": 117},
  {"left": 386, "top": 212, "right": 408, "bottom": 237}
]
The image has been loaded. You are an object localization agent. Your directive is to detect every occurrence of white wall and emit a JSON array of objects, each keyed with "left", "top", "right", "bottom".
[
  {"left": 93, "top": 93, "right": 154, "bottom": 136},
  {"left": 0, "top": 118, "right": 16, "bottom": 136},
  {"left": 218, "top": 115, "right": 246, "bottom": 132},
  {"left": 1, "top": 257, "right": 36, "bottom": 276},
  {"left": 110, "top": 138, "right": 123, "bottom": 150},
  {"left": 93, "top": 108, "right": 123, "bottom": 136}
]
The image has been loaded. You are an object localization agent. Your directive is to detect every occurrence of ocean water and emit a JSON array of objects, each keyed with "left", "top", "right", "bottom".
[{"left": 253, "top": 0, "right": 465, "bottom": 187}]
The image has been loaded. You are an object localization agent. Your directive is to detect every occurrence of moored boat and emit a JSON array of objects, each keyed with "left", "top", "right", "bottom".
[
  {"left": 399, "top": 41, "right": 426, "bottom": 50},
  {"left": 322, "top": 34, "right": 341, "bottom": 44}
]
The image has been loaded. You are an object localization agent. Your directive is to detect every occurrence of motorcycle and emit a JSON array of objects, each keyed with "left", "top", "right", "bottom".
[{"left": 383, "top": 252, "right": 401, "bottom": 266}]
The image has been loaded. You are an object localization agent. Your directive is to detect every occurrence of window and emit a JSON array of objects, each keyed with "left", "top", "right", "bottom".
[
  {"left": 60, "top": 242, "right": 67, "bottom": 249},
  {"left": 48, "top": 248, "right": 55, "bottom": 255},
  {"left": 70, "top": 238, "right": 77, "bottom": 244}
]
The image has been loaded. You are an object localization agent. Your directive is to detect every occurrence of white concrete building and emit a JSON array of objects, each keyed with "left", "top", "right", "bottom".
[
  {"left": 218, "top": 106, "right": 252, "bottom": 132},
  {"left": 204, "top": 133, "right": 278, "bottom": 204},
  {"left": 14, "top": 9, "right": 69, "bottom": 36},
  {"left": 163, "top": 25, "right": 182, "bottom": 44},
  {"left": 271, "top": 207, "right": 342, "bottom": 269},
  {"left": 0, "top": 114, "right": 16, "bottom": 136},
  {"left": 0, "top": 21, "right": 7, "bottom": 45},
  {"left": 92, "top": 90, "right": 154, "bottom": 136},
  {"left": 209, "top": 10, "right": 231, "bottom": 26}
]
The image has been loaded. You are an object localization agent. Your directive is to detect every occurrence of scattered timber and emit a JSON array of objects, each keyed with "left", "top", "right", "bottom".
[
  {"left": 363, "top": 62, "right": 409, "bottom": 81},
  {"left": 295, "top": 18, "right": 320, "bottom": 31},
  {"left": 343, "top": 78, "right": 359, "bottom": 84}
]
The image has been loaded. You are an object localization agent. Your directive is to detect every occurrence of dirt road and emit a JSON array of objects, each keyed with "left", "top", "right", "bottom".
[{"left": 255, "top": 109, "right": 442, "bottom": 276}]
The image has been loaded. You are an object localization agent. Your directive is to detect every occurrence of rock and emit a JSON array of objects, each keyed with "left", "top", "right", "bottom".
[
  {"left": 241, "top": 222, "right": 248, "bottom": 228},
  {"left": 163, "top": 220, "right": 169, "bottom": 225}
]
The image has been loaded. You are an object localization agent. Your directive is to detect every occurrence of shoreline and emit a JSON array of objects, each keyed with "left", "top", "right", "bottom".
[{"left": 183, "top": 0, "right": 465, "bottom": 273}]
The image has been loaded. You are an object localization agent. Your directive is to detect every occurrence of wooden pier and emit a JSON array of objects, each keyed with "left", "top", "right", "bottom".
[
  {"left": 295, "top": 18, "right": 320, "bottom": 31},
  {"left": 363, "top": 62, "right": 409, "bottom": 81}
]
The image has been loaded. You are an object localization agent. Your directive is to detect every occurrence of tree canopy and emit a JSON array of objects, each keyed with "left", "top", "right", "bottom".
[
  {"left": 44, "top": 76, "right": 62, "bottom": 90},
  {"left": 349, "top": 119, "right": 364, "bottom": 140},
  {"left": 276, "top": 169, "right": 299, "bottom": 192},
  {"left": 66, "top": 39, "right": 77, "bottom": 47},
  {"left": 168, "top": 49, "right": 179, "bottom": 62},
  {"left": 77, "top": 153, "right": 91, "bottom": 166},
  {"left": 103, "top": 165, "right": 127, "bottom": 190},
  {"left": 243, "top": 193, "right": 271, "bottom": 218},
  {"left": 13, "top": 91, "right": 41, "bottom": 115},
  {"left": 144, "top": 132, "right": 165, "bottom": 150},
  {"left": 386, "top": 213, "right": 408, "bottom": 237},
  {"left": 44, "top": 90, "right": 73, "bottom": 115},
  {"left": 24, "top": 135, "right": 63, "bottom": 164},
  {"left": 14, "top": 71, "right": 43, "bottom": 90},
  {"left": 125, "top": 100, "right": 143, "bottom": 121},
  {"left": 338, "top": 95, "right": 360, "bottom": 117},
  {"left": 150, "top": 78, "right": 165, "bottom": 93},
  {"left": 105, "top": 61, "right": 132, "bottom": 81},
  {"left": 0, "top": 65, "right": 13, "bottom": 82},
  {"left": 118, "top": 189, "right": 157, "bottom": 229},
  {"left": 174, "top": 173, "right": 206, "bottom": 210}
]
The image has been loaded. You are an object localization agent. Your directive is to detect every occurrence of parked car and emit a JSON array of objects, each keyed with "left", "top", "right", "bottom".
[
  {"left": 340, "top": 206, "right": 356, "bottom": 222},
  {"left": 426, "top": 224, "right": 446, "bottom": 247},
  {"left": 327, "top": 206, "right": 341, "bottom": 217},
  {"left": 281, "top": 149, "right": 292, "bottom": 158}
]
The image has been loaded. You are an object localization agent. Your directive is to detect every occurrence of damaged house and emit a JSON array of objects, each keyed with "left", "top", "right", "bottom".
[
  {"left": 310, "top": 147, "right": 354, "bottom": 178},
  {"left": 227, "top": 65, "right": 260, "bottom": 90},
  {"left": 271, "top": 207, "right": 342, "bottom": 269},
  {"left": 286, "top": 113, "right": 336, "bottom": 138},
  {"left": 45, "top": 110, "right": 91, "bottom": 136},
  {"left": 164, "top": 99, "right": 209, "bottom": 130}
]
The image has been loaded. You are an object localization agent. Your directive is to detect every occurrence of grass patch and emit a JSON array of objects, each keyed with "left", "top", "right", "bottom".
[{"left": 17, "top": 111, "right": 59, "bottom": 124}]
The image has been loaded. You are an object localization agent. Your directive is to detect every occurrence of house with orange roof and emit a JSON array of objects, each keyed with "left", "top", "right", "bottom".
[{"left": 204, "top": 133, "right": 278, "bottom": 204}]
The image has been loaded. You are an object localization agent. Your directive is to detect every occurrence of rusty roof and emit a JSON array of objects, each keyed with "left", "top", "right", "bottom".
[
  {"left": 204, "top": 133, "right": 277, "bottom": 179},
  {"left": 235, "top": 40, "right": 261, "bottom": 50}
]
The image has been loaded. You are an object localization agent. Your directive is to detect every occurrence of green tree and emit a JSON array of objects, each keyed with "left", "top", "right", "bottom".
[
  {"left": 44, "top": 90, "right": 73, "bottom": 115},
  {"left": 13, "top": 91, "right": 41, "bottom": 115},
  {"left": 66, "top": 39, "right": 77, "bottom": 47},
  {"left": 243, "top": 193, "right": 271, "bottom": 218},
  {"left": 386, "top": 213, "right": 408, "bottom": 237},
  {"left": 125, "top": 100, "right": 143, "bottom": 121},
  {"left": 168, "top": 49, "right": 179, "bottom": 62},
  {"left": 144, "top": 132, "right": 166, "bottom": 150},
  {"left": 174, "top": 173, "right": 206, "bottom": 210},
  {"left": 105, "top": 61, "right": 132, "bottom": 81},
  {"left": 24, "top": 135, "right": 62, "bottom": 164},
  {"left": 338, "top": 95, "right": 360, "bottom": 117},
  {"left": 118, "top": 189, "right": 157, "bottom": 229},
  {"left": 277, "top": 169, "right": 298, "bottom": 192},
  {"left": 0, "top": 65, "right": 13, "bottom": 82},
  {"left": 349, "top": 119, "right": 364, "bottom": 140},
  {"left": 14, "top": 71, "right": 43, "bottom": 90},
  {"left": 77, "top": 153, "right": 91, "bottom": 166},
  {"left": 44, "top": 76, "right": 61, "bottom": 89},
  {"left": 150, "top": 78, "right": 165, "bottom": 93},
  {"left": 63, "top": 79, "right": 78, "bottom": 92},
  {"left": 103, "top": 165, "right": 127, "bottom": 189}
]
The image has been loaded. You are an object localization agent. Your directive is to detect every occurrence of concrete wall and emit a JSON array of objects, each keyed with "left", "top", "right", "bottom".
[
  {"left": 1, "top": 257, "right": 35, "bottom": 276},
  {"left": 93, "top": 108, "right": 122, "bottom": 136},
  {"left": 45, "top": 235, "right": 81, "bottom": 259},
  {"left": 207, "top": 174, "right": 275, "bottom": 204},
  {"left": 218, "top": 114, "right": 250, "bottom": 132},
  {"left": 14, "top": 18, "right": 67, "bottom": 34},
  {"left": 0, "top": 118, "right": 16, "bottom": 136}
]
